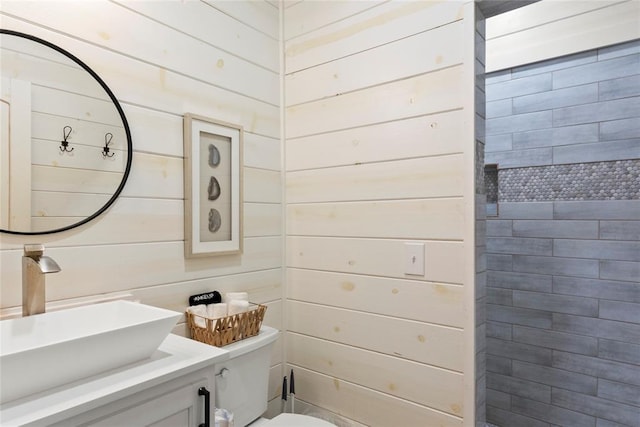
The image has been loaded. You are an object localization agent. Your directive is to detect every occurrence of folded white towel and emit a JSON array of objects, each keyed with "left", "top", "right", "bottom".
[
  {"left": 207, "top": 303, "right": 228, "bottom": 319},
  {"left": 224, "top": 292, "right": 248, "bottom": 303},
  {"left": 228, "top": 299, "right": 249, "bottom": 316},
  {"left": 188, "top": 304, "right": 208, "bottom": 328}
]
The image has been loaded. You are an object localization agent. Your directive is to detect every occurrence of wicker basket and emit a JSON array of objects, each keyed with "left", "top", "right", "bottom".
[{"left": 186, "top": 304, "right": 267, "bottom": 347}]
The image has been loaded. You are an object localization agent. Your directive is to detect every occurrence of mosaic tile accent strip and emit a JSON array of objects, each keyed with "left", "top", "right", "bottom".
[
  {"left": 499, "top": 160, "right": 640, "bottom": 202},
  {"left": 485, "top": 165, "right": 499, "bottom": 203}
]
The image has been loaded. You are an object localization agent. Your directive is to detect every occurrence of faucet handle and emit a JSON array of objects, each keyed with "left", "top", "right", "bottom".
[{"left": 24, "top": 244, "right": 45, "bottom": 257}]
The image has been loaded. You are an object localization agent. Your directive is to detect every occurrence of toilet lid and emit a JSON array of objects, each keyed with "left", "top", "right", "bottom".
[{"left": 264, "top": 414, "right": 335, "bottom": 427}]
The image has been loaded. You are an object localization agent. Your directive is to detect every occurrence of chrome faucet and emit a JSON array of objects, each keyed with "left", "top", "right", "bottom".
[{"left": 22, "top": 244, "right": 61, "bottom": 316}]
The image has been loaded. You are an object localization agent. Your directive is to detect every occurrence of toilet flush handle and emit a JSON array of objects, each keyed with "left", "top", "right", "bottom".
[{"left": 216, "top": 368, "right": 230, "bottom": 379}]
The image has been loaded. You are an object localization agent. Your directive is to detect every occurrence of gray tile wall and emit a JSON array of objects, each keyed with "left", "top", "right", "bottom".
[{"left": 485, "top": 39, "right": 640, "bottom": 427}]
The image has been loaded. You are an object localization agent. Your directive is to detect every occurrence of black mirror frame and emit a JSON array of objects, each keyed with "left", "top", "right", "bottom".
[{"left": 0, "top": 29, "right": 132, "bottom": 235}]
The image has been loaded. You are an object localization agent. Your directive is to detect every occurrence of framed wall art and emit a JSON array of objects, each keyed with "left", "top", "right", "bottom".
[{"left": 184, "top": 114, "right": 243, "bottom": 257}]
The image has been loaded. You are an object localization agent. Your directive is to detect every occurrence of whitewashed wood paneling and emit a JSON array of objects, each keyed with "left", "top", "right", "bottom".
[
  {"left": 203, "top": 0, "right": 279, "bottom": 40},
  {"left": 286, "top": 20, "right": 464, "bottom": 106},
  {"left": 0, "top": 236, "right": 281, "bottom": 307},
  {"left": 288, "top": 366, "right": 463, "bottom": 427},
  {"left": 287, "top": 236, "right": 465, "bottom": 285},
  {"left": 287, "top": 198, "right": 465, "bottom": 240},
  {"left": 285, "top": 0, "right": 464, "bottom": 73},
  {"left": 284, "top": 1, "right": 386, "bottom": 41},
  {"left": 287, "top": 300, "right": 464, "bottom": 371},
  {"left": 1, "top": 1, "right": 279, "bottom": 105},
  {"left": 286, "top": 269, "right": 464, "bottom": 327},
  {"left": 486, "top": 0, "right": 640, "bottom": 72},
  {"left": 114, "top": 0, "right": 279, "bottom": 72},
  {"left": 286, "top": 110, "right": 465, "bottom": 171},
  {"left": 286, "top": 65, "right": 465, "bottom": 138},
  {"left": 287, "top": 333, "right": 464, "bottom": 416},
  {"left": 0, "top": 15, "right": 280, "bottom": 137},
  {"left": 287, "top": 154, "right": 464, "bottom": 203}
]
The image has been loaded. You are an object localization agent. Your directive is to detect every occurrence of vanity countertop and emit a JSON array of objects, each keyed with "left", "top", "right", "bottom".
[{"left": 0, "top": 334, "right": 228, "bottom": 426}]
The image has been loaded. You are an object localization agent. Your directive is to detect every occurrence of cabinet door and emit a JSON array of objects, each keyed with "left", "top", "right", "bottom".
[
  {"left": 85, "top": 379, "right": 207, "bottom": 427},
  {"left": 85, "top": 380, "right": 208, "bottom": 427}
]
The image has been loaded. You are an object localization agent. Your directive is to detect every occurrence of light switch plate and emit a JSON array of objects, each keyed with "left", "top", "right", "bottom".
[{"left": 404, "top": 242, "right": 425, "bottom": 276}]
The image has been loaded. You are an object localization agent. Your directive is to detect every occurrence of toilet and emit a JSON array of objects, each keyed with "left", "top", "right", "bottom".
[{"left": 214, "top": 325, "right": 335, "bottom": 427}]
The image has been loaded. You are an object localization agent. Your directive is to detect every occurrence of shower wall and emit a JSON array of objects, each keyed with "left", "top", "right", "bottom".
[{"left": 485, "top": 39, "right": 640, "bottom": 426}]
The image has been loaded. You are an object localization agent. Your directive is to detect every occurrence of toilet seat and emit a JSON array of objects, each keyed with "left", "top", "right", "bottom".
[{"left": 264, "top": 413, "right": 336, "bottom": 427}]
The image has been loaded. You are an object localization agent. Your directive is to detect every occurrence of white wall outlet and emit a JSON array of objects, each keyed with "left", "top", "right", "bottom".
[{"left": 404, "top": 242, "right": 425, "bottom": 276}]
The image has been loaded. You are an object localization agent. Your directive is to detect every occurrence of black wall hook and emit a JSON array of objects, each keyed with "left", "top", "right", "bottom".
[
  {"left": 102, "top": 133, "right": 115, "bottom": 158},
  {"left": 60, "top": 126, "right": 74, "bottom": 152}
]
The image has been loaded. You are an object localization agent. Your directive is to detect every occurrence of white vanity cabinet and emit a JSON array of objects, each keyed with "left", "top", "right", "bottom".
[
  {"left": 0, "top": 335, "right": 228, "bottom": 427},
  {"left": 52, "top": 367, "right": 212, "bottom": 427}
]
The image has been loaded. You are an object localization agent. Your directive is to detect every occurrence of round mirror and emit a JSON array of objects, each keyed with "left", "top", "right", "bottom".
[{"left": 0, "top": 30, "right": 132, "bottom": 235}]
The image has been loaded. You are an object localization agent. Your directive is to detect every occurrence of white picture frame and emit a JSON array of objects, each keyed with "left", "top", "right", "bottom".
[{"left": 184, "top": 114, "right": 243, "bottom": 257}]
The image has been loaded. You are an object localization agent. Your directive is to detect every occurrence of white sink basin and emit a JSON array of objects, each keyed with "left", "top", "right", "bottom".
[{"left": 0, "top": 300, "right": 181, "bottom": 404}]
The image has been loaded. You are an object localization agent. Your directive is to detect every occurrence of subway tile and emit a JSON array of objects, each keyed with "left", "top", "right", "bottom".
[
  {"left": 553, "top": 350, "right": 640, "bottom": 387},
  {"left": 486, "top": 147, "right": 553, "bottom": 168},
  {"left": 598, "top": 339, "right": 640, "bottom": 365},
  {"left": 552, "top": 388, "right": 640, "bottom": 427},
  {"left": 511, "top": 396, "right": 596, "bottom": 427},
  {"left": 553, "top": 54, "right": 640, "bottom": 89},
  {"left": 553, "top": 139, "right": 640, "bottom": 165},
  {"left": 487, "top": 388, "right": 511, "bottom": 410},
  {"left": 512, "top": 123, "right": 599, "bottom": 150},
  {"left": 513, "top": 50, "right": 596, "bottom": 79},
  {"left": 486, "top": 73, "right": 552, "bottom": 102},
  {"left": 487, "top": 354, "right": 513, "bottom": 375},
  {"left": 599, "top": 74, "right": 640, "bottom": 101},
  {"left": 514, "top": 83, "right": 598, "bottom": 114},
  {"left": 601, "top": 117, "right": 640, "bottom": 141},
  {"left": 488, "top": 287, "right": 513, "bottom": 306},
  {"left": 598, "top": 39, "right": 640, "bottom": 60},
  {"left": 513, "top": 325, "right": 598, "bottom": 356},
  {"left": 600, "top": 221, "right": 640, "bottom": 240},
  {"left": 487, "top": 254, "right": 513, "bottom": 271},
  {"left": 513, "top": 291, "right": 598, "bottom": 317},
  {"left": 553, "top": 276, "right": 640, "bottom": 303},
  {"left": 486, "top": 99, "right": 512, "bottom": 118},
  {"left": 488, "top": 337, "right": 553, "bottom": 365},
  {"left": 553, "top": 313, "right": 640, "bottom": 345},
  {"left": 487, "top": 220, "right": 513, "bottom": 237},
  {"left": 554, "top": 239, "right": 640, "bottom": 262},
  {"left": 552, "top": 97, "right": 640, "bottom": 127},
  {"left": 513, "top": 255, "right": 599, "bottom": 278},
  {"left": 485, "top": 133, "right": 513, "bottom": 152},
  {"left": 596, "top": 418, "right": 629, "bottom": 427},
  {"left": 512, "top": 360, "right": 597, "bottom": 395},
  {"left": 513, "top": 220, "right": 598, "bottom": 239},
  {"left": 487, "top": 111, "right": 552, "bottom": 135},
  {"left": 488, "top": 271, "right": 552, "bottom": 292},
  {"left": 487, "top": 405, "right": 551, "bottom": 427},
  {"left": 600, "top": 260, "right": 640, "bottom": 282},
  {"left": 487, "top": 237, "right": 553, "bottom": 256},
  {"left": 486, "top": 69, "right": 512, "bottom": 84},
  {"left": 599, "top": 300, "right": 640, "bottom": 324},
  {"left": 554, "top": 200, "right": 640, "bottom": 220},
  {"left": 488, "top": 372, "right": 551, "bottom": 403},
  {"left": 488, "top": 304, "right": 552, "bottom": 329},
  {"left": 500, "top": 202, "right": 553, "bottom": 219},
  {"left": 487, "top": 321, "right": 513, "bottom": 340},
  {"left": 598, "top": 379, "right": 640, "bottom": 406}
]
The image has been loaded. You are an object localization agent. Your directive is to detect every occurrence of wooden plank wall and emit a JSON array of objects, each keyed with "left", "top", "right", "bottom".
[
  {"left": 284, "top": 1, "right": 476, "bottom": 425},
  {"left": 486, "top": 0, "right": 640, "bottom": 72},
  {"left": 0, "top": 0, "right": 284, "bottom": 413}
]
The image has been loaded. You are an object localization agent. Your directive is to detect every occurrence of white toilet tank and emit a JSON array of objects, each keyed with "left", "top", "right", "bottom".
[{"left": 214, "top": 326, "right": 279, "bottom": 427}]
